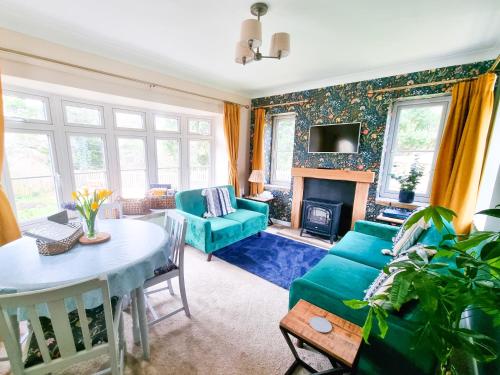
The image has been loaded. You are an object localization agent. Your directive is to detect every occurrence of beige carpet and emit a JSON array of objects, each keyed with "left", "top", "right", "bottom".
[{"left": 1, "top": 242, "right": 331, "bottom": 375}]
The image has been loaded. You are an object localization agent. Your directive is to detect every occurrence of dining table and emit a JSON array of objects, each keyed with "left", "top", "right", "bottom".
[{"left": 0, "top": 218, "right": 169, "bottom": 360}]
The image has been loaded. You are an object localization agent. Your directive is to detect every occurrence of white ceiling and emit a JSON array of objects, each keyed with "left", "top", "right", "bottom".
[{"left": 0, "top": 0, "right": 499, "bottom": 98}]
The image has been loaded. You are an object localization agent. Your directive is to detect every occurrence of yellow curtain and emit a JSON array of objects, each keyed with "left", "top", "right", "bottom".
[
  {"left": 250, "top": 108, "right": 266, "bottom": 196},
  {"left": 223, "top": 102, "right": 240, "bottom": 197},
  {"left": 430, "top": 72, "right": 497, "bottom": 234},
  {"left": 0, "top": 73, "right": 21, "bottom": 245}
]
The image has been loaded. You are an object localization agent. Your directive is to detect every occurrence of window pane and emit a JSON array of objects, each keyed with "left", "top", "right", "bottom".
[
  {"left": 64, "top": 103, "right": 102, "bottom": 126},
  {"left": 114, "top": 110, "right": 144, "bottom": 129},
  {"left": 395, "top": 105, "right": 444, "bottom": 152},
  {"left": 117, "top": 138, "right": 147, "bottom": 197},
  {"left": 386, "top": 103, "right": 446, "bottom": 195},
  {"left": 5, "top": 133, "right": 54, "bottom": 178},
  {"left": 189, "top": 140, "right": 210, "bottom": 188},
  {"left": 156, "top": 139, "right": 180, "bottom": 189},
  {"left": 275, "top": 119, "right": 295, "bottom": 152},
  {"left": 11, "top": 177, "right": 59, "bottom": 222},
  {"left": 4, "top": 132, "right": 59, "bottom": 221},
  {"left": 155, "top": 115, "right": 179, "bottom": 132},
  {"left": 272, "top": 117, "right": 295, "bottom": 184},
  {"left": 118, "top": 138, "right": 146, "bottom": 170},
  {"left": 3, "top": 93, "right": 48, "bottom": 122},
  {"left": 69, "top": 135, "right": 108, "bottom": 190},
  {"left": 188, "top": 119, "right": 211, "bottom": 135},
  {"left": 120, "top": 171, "right": 147, "bottom": 198}
]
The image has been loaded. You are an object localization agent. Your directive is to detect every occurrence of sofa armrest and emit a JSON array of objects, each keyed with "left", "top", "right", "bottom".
[
  {"left": 236, "top": 198, "right": 269, "bottom": 217},
  {"left": 175, "top": 209, "right": 211, "bottom": 251},
  {"left": 354, "top": 220, "right": 399, "bottom": 242}
]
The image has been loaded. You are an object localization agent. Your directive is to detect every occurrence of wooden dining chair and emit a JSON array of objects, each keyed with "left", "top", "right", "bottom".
[
  {"left": 0, "top": 277, "right": 125, "bottom": 375},
  {"left": 98, "top": 202, "right": 123, "bottom": 220},
  {"left": 143, "top": 210, "right": 190, "bottom": 326}
]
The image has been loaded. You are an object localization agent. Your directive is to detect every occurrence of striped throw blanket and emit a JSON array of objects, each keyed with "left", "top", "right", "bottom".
[{"left": 202, "top": 187, "right": 236, "bottom": 218}]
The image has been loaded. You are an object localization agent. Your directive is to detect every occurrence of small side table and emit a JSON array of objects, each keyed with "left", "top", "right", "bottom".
[
  {"left": 279, "top": 299, "right": 362, "bottom": 374},
  {"left": 243, "top": 195, "right": 274, "bottom": 225}
]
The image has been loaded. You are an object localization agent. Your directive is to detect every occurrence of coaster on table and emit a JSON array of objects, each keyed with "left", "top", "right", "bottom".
[
  {"left": 309, "top": 316, "right": 333, "bottom": 333},
  {"left": 79, "top": 232, "right": 111, "bottom": 245}
]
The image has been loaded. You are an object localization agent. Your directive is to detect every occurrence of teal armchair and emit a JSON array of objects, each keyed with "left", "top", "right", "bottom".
[{"left": 175, "top": 185, "right": 269, "bottom": 260}]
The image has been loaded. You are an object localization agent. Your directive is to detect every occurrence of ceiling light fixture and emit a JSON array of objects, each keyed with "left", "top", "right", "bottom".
[{"left": 235, "top": 2, "right": 290, "bottom": 65}]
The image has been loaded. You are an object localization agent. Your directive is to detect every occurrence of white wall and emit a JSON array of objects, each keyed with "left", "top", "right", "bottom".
[{"left": 0, "top": 28, "right": 251, "bottom": 191}]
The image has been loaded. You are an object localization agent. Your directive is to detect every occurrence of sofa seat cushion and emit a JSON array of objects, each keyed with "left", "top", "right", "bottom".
[
  {"left": 223, "top": 209, "right": 266, "bottom": 232},
  {"left": 329, "top": 231, "right": 394, "bottom": 269},
  {"left": 208, "top": 217, "right": 242, "bottom": 242}
]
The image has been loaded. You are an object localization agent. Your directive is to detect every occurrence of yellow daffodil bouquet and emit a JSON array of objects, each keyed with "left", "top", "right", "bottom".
[{"left": 72, "top": 188, "right": 112, "bottom": 239}]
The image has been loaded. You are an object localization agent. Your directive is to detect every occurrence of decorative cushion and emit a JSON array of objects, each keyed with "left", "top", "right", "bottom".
[
  {"left": 382, "top": 209, "right": 429, "bottom": 257},
  {"left": 153, "top": 259, "right": 178, "bottom": 276},
  {"left": 202, "top": 187, "right": 236, "bottom": 218},
  {"left": 25, "top": 297, "right": 118, "bottom": 368}
]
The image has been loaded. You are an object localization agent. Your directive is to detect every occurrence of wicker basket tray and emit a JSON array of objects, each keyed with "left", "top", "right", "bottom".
[
  {"left": 36, "top": 223, "right": 84, "bottom": 256},
  {"left": 146, "top": 195, "right": 176, "bottom": 209}
]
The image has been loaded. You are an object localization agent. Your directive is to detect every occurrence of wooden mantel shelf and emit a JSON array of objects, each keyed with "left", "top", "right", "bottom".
[
  {"left": 291, "top": 168, "right": 375, "bottom": 230},
  {"left": 291, "top": 168, "right": 375, "bottom": 183}
]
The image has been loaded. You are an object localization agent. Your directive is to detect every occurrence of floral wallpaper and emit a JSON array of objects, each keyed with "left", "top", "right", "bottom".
[{"left": 250, "top": 60, "right": 493, "bottom": 222}]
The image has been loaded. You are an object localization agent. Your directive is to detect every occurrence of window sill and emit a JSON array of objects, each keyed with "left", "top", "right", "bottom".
[
  {"left": 264, "top": 184, "right": 291, "bottom": 192},
  {"left": 375, "top": 198, "right": 428, "bottom": 210}
]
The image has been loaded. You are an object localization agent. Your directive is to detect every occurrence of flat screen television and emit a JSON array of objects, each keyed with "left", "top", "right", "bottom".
[{"left": 308, "top": 122, "right": 361, "bottom": 153}]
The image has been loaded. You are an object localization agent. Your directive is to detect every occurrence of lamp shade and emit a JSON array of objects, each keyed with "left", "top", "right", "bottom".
[
  {"left": 240, "top": 19, "right": 262, "bottom": 48},
  {"left": 270, "top": 32, "right": 290, "bottom": 58},
  {"left": 248, "top": 170, "right": 265, "bottom": 183},
  {"left": 235, "top": 43, "right": 254, "bottom": 65}
]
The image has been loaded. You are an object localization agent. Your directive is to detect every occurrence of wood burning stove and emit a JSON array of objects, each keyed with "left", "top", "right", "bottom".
[{"left": 300, "top": 198, "right": 343, "bottom": 243}]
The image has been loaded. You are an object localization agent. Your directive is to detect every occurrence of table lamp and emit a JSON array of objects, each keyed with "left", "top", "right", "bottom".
[{"left": 248, "top": 170, "right": 265, "bottom": 196}]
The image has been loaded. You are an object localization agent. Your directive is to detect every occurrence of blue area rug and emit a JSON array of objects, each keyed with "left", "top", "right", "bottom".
[{"left": 213, "top": 232, "right": 327, "bottom": 289}]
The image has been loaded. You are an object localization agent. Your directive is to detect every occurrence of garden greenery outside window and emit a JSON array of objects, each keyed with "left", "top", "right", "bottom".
[
  {"left": 1, "top": 87, "right": 215, "bottom": 222},
  {"left": 379, "top": 96, "right": 451, "bottom": 203},
  {"left": 270, "top": 115, "right": 296, "bottom": 186}
]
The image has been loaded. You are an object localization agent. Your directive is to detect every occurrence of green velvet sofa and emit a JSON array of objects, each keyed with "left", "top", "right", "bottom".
[
  {"left": 175, "top": 185, "right": 269, "bottom": 260},
  {"left": 289, "top": 220, "right": 449, "bottom": 374}
]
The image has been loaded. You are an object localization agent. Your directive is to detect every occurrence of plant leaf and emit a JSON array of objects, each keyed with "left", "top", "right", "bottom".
[
  {"left": 480, "top": 241, "right": 500, "bottom": 261},
  {"left": 362, "top": 308, "right": 373, "bottom": 344},
  {"left": 343, "top": 300, "right": 369, "bottom": 309},
  {"left": 435, "top": 206, "right": 457, "bottom": 222},
  {"left": 390, "top": 273, "right": 412, "bottom": 310},
  {"left": 476, "top": 208, "right": 500, "bottom": 218},
  {"left": 374, "top": 307, "right": 389, "bottom": 338},
  {"left": 404, "top": 208, "right": 426, "bottom": 229}
]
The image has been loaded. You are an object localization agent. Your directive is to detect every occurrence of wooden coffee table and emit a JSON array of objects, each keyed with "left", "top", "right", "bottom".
[{"left": 279, "top": 299, "right": 362, "bottom": 374}]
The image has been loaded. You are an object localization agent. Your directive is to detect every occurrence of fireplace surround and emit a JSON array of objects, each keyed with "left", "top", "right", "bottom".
[{"left": 291, "top": 168, "right": 375, "bottom": 230}]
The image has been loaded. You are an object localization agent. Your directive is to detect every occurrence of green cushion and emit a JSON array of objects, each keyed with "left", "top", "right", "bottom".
[
  {"left": 329, "top": 231, "right": 394, "bottom": 269},
  {"left": 208, "top": 217, "right": 242, "bottom": 242},
  {"left": 223, "top": 209, "right": 266, "bottom": 232},
  {"left": 25, "top": 297, "right": 118, "bottom": 368}
]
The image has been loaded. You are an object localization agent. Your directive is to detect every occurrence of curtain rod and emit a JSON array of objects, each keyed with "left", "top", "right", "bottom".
[
  {"left": 0, "top": 46, "right": 250, "bottom": 109},
  {"left": 369, "top": 55, "right": 500, "bottom": 95},
  {"left": 252, "top": 99, "right": 310, "bottom": 109}
]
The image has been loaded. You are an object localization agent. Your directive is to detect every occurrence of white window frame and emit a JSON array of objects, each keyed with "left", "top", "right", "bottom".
[
  {"left": 378, "top": 96, "right": 451, "bottom": 203},
  {"left": 112, "top": 107, "right": 146, "bottom": 131},
  {"left": 187, "top": 137, "right": 213, "bottom": 189},
  {"left": 270, "top": 114, "right": 296, "bottom": 187},
  {"left": 3, "top": 85, "right": 216, "bottom": 223},
  {"left": 62, "top": 100, "right": 104, "bottom": 128},
  {"left": 154, "top": 136, "right": 182, "bottom": 190},
  {"left": 3, "top": 90, "right": 52, "bottom": 125},
  {"left": 115, "top": 135, "right": 149, "bottom": 198}
]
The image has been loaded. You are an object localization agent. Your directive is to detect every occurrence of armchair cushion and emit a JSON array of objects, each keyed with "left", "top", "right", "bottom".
[
  {"left": 353, "top": 220, "right": 399, "bottom": 242},
  {"left": 329, "top": 230, "right": 394, "bottom": 269},
  {"left": 208, "top": 217, "right": 242, "bottom": 242},
  {"left": 223, "top": 209, "right": 267, "bottom": 232}
]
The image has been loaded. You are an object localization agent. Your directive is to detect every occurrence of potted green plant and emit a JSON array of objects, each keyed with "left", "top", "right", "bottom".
[
  {"left": 391, "top": 162, "right": 424, "bottom": 203},
  {"left": 344, "top": 205, "right": 500, "bottom": 374}
]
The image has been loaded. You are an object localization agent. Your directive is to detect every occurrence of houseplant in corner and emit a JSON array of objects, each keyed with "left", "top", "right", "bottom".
[
  {"left": 73, "top": 187, "right": 113, "bottom": 241},
  {"left": 391, "top": 162, "right": 424, "bottom": 203},
  {"left": 344, "top": 205, "right": 500, "bottom": 374}
]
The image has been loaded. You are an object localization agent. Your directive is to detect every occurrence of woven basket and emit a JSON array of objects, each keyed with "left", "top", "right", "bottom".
[
  {"left": 119, "top": 198, "right": 151, "bottom": 215},
  {"left": 146, "top": 195, "right": 176, "bottom": 209},
  {"left": 36, "top": 223, "right": 84, "bottom": 256}
]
